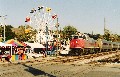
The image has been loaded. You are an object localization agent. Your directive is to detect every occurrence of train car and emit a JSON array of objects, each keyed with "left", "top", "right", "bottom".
[
  {"left": 112, "top": 42, "right": 119, "bottom": 51},
  {"left": 70, "top": 35, "right": 85, "bottom": 55},
  {"left": 118, "top": 43, "right": 120, "bottom": 50},
  {"left": 84, "top": 36, "right": 99, "bottom": 53},
  {"left": 97, "top": 39, "right": 112, "bottom": 51}
]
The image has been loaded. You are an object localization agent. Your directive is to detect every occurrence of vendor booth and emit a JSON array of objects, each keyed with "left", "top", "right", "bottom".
[
  {"left": 0, "top": 42, "right": 12, "bottom": 61},
  {"left": 4, "top": 39, "right": 29, "bottom": 61},
  {"left": 24, "top": 42, "right": 45, "bottom": 52},
  {"left": 24, "top": 42, "right": 46, "bottom": 58}
]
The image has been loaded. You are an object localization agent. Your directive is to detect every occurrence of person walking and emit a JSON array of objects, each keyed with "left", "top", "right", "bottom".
[{"left": 51, "top": 39, "right": 57, "bottom": 56}]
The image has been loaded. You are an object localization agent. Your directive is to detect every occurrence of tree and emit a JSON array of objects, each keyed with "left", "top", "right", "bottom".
[
  {"left": 0, "top": 25, "right": 16, "bottom": 41},
  {"left": 62, "top": 25, "right": 77, "bottom": 40},
  {"left": 86, "top": 33, "right": 100, "bottom": 40},
  {"left": 5, "top": 25, "right": 16, "bottom": 40},
  {"left": 109, "top": 34, "right": 120, "bottom": 42},
  {"left": 103, "top": 28, "right": 120, "bottom": 42},
  {"left": 118, "top": 35, "right": 120, "bottom": 42},
  {"left": 16, "top": 25, "right": 26, "bottom": 41},
  {"left": 103, "top": 29, "right": 111, "bottom": 41},
  {"left": 13, "top": 25, "right": 36, "bottom": 42}
]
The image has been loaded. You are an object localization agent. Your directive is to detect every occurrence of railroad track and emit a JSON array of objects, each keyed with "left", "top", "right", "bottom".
[
  {"left": 0, "top": 51, "right": 119, "bottom": 66},
  {"left": 48, "top": 51, "right": 120, "bottom": 64}
]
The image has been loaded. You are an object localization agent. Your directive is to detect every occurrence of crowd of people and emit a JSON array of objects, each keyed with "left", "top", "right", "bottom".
[{"left": 44, "top": 38, "right": 70, "bottom": 56}]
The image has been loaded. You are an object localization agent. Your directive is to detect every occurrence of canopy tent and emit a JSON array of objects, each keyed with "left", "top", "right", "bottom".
[
  {"left": 0, "top": 42, "right": 12, "bottom": 46},
  {"left": 4, "top": 39, "right": 27, "bottom": 46},
  {"left": 24, "top": 42, "right": 45, "bottom": 49},
  {"left": 24, "top": 42, "right": 45, "bottom": 53},
  {"left": 20, "top": 42, "right": 28, "bottom": 47}
]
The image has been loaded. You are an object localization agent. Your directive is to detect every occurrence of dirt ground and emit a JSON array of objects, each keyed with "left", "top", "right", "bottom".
[
  {"left": 0, "top": 58, "right": 120, "bottom": 77},
  {"left": 0, "top": 51, "right": 120, "bottom": 77}
]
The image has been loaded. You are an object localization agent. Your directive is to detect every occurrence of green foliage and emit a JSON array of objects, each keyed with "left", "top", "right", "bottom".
[
  {"left": 0, "top": 37, "right": 3, "bottom": 42},
  {"left": 103, "top": 33, "right": 110, "bottom": 41},
  {"left": 0, "top": 25, "right": 16, "bottom": 41},
  {"left": 62, "top": 25, "right": 77, "bottom": 40},
  {"left": 0, "top": 24, "right": 119, "bottom": 43},
  {"left": 16, "top": 25, "right": 36, "bottom": 42},
  {"left": 85, "top": 33, "right": 100, "bottom": 40},
  {"left": 103, "top": 29, "right": 120, "bottom": 42},
  {"left": 103, "top": 29, "right": 111, "bottom": 41},
  {"left": 109, "top": 34, "right": 120, "bottom": 42},
  {"left": 118, "top": 35, "right": 120, "bottom": 42},
  {"left": 5, "top": 25, "right": 16, "bottom": 40},
  {"left": 15, "top": 25, "right": 26, "bottom": 41}
]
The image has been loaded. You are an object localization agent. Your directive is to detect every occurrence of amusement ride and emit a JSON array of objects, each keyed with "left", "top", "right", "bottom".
[{"left": 25, "top": 6, "right": 58, "bottom": 44}]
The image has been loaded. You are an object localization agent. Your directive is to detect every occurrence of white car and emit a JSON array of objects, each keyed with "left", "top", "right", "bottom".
[
  {"left": 26, "top": 52, "right": 44, "bottom": 59},
  {"left": 60, "top": 45, "right": 70, "bottom": 55}
]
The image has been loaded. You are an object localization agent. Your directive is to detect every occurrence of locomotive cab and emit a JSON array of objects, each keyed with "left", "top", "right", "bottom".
[
  {"left": 69, "top": 34, "right": 88, "bottom": 55},
  {"left": 70, "top": 35, "right": 85, "bottom": 49},
  {"left": 70, "top": 33, "right": 100, "bottom": 55}
]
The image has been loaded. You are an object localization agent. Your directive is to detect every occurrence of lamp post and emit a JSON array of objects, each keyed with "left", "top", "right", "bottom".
[
  {"left": 55, "top": 18, "right": 59, "bottom": 56},
  {"left": 46, "top": 23, "right": 48, "bottom": 53},
  {"left": 0, "top": 15, "right": 7, "bottom": 42}
]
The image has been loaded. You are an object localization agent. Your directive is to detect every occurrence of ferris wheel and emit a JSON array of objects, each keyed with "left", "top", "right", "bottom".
[
  {"left": 25, "top": 6, "right": 58, "bottom": 43},
  {"left": 25, "top": 6, "right": 58, "bottom": 32}
]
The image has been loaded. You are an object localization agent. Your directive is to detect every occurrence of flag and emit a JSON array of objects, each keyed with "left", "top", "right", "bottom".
[
  {"left": 25, "top": 17, "right": 30, "bottom": 22},
  {"left": 30, "top": 8, "right": 36, "bottom": 13},
  {"left": 46, "top": 7, "right": 52, "bottom": 12},
  {"left": 38, "top": 6, "right": 44, "bottom": 10},
  {"left": 52, "top": 14, "right": 57, "bottom": 19}
]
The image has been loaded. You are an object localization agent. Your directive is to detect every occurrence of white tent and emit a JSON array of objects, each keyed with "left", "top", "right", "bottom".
[
  {"left": 24, "top": 42, "right": 45, "bottom": 49},
  {"left": 0, "top": 42, "right": 12, "bottom": 46},
  {"left": 24, "top": 42, "right": 46, "bottom": 58}
]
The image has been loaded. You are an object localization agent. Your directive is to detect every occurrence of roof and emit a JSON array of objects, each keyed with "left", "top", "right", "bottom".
[
  {"left": 0, "top": 42, "right": 12, "bottom": 46},
  {"left": 4, "top": 39, "right": 27, "bottom": 46},
  {"left": 24, "top": 42, "right": 45, "bottom": 48}
]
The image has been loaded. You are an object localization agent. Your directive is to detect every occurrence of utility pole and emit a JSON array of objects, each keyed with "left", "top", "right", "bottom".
[
  {"left": 0, "top": 15, "right": 7, "bottom": 42},
  {"left": 46, "top": 24, "right": 48, "bottom": 54},
  {"left": 56, "top": 18, "right": 59, "bottom": 56},
  {"left": 104, "top": 17, "right": 106, "bottom": 35}
]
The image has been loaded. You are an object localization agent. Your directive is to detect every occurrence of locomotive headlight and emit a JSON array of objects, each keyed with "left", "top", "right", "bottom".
[{"left": 76, "top": 41, "right": 78, "bottom": 43}]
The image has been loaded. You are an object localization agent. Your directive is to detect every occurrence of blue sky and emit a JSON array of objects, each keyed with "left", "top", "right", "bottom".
[{"left": 0, "top": 0, "right": 120, "bottom": 35}]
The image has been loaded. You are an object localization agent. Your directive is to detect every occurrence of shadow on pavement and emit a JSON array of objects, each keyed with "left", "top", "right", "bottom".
[{"left": 22, "top": 64, "right": 56, "bottom": 77}]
